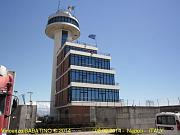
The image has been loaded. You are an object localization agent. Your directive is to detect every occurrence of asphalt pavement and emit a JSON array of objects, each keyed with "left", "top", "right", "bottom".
[{"left": 20, "top": 131, "right": 157, "bottom": 135}]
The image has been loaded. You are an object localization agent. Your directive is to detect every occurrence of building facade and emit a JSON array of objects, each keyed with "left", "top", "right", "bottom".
[{"left": 45, "top": 8, "right": 120, "bottom": 126}]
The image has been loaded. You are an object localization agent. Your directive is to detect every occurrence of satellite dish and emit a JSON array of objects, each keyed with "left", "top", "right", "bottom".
[{"left": 68, "top": 6, "right": 75, "bottom": 13}]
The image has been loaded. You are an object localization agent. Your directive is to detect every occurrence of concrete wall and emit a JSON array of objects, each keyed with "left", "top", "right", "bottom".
[
  {"left": 95, "top": 107, "right": 116, "bottom": 127},
  {"left": 9, "top": 105, "right": 37, "bottom": 130},
  {"left": 53, "top": 105, "right": 180, "bottom": 129},
  {"left": 35, "top": 105, "right": 180, "bottom": 129},
  {"left": 94, "top": 106, "right": 180, "bottom": 129},
  {"left": 93, "top": 106, "right": 160, "bottom": 129},
  {"left": 116, "top": 107, "right": 131, "bottom": 128},
  {"left": 116, "top": 106, "right": 160, "bottom": 129},
  {"left": 160, "top": 105, "right": 180, "bottom": 112}
]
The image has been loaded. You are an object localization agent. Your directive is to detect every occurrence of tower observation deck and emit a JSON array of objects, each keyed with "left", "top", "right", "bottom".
[
  {"left": 45, "top": 7, "right": 120, "bottom": 125},
  {"left": 45, "top": 9, "right": 80, "bottom": 41}
]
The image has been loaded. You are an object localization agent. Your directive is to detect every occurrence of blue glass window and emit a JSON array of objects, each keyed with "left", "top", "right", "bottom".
[
  {"left": 85, "top": 56, "right": 89, "bottom": 66},
  {"left": 87, "top": 72, "right": 90, "bottom": 83},
  {"left": 91, "top": 90, "right": 96, "bottom": 101},
  {"left": 70, "top": 87, "right": 119, "bottom": 102},
  {"left": 83, "top": 88, "right": 88, "bottom": 101},
  {"left": 79, "top": 88, "right": 83, "bottom": 101},
  {"left": 104, "top": 74, "right": 107, "bottom": 84},
  {"left": 69, "top": 54, "right": 110, "bottom": 69},
  {"left": 82, "top": 71, "right": 87, "bottom": 82},
  {"left": 112, "top": 74, "right": 115, "bottom": 85},
  {"left": 105, "top": 60, "right": 110, "bottom": 69},
  {"left": 74, "top": 56, "right": 78, "bottom": 66},
  {"left": 107, "top": 74, "right": 110, "bottom": 84},
  {"left": 89, "top": 73, "right": 93, "bottom": 83},
  {"left": 109, "top": 90, "right": 113, "bottom": 102},
  {"left": 48, "top": 16, "right": 79, "bottom": 28},
  {"left": 92, "top": 58, "right": 96, "bottom": 68},
  {"left": 96, "top": 72, "right": 100, "bottom": 84},
  {"left": 115, "top": 91, "right": 119, "bottom": 101},
  {"left": 99, "top": 90, "right": 106, "bottom": 102},
  {"left": 95, "top": 89, "right": 99, "bottom": 101},
  {"left": 93, "top": 72, "right": 97, "bottom": 83},
  {"left": 70, "top": 70, "right": 115, "bottom": 85},
  {"left": 81, "top": 56, "right": 86, "bottom": 66},
  {"left": 72, "top": 89, "right": 76, "bottom": 101},
  {"left": 106, "top": 90, "right": 110, "bottom": 102},
  {"left": 61, "top": 30, "right": 68, "bottom": 45},
  {"left": 70, "top": 54, "right": 75, "bottom": 65},
  {"left": 71, "top": 70, "right": 76, "bottom": 81},
  {"left": 88, "top": 88, "right": 91, "bottom": 101},
  {"left": 109, "top": 74, "right": 112, "bottom": 85}
]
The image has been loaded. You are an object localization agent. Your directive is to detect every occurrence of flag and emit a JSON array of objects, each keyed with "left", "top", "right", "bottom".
[{"left": 88, "top": 34, "right": 96, "bottom": 40}]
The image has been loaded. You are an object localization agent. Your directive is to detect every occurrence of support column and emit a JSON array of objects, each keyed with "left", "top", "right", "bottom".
[{"left": 50, "top": 30, "right": 62, "bottom": 118}]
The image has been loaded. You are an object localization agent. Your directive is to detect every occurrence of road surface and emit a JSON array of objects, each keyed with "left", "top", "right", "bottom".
[{"left": 20, "top": 131, "right": 156, "bottom": 135}]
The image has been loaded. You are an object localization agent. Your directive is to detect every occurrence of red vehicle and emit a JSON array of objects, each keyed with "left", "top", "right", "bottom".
[{"left": 0, "top": 65, "right": 15, "bottom": 135}]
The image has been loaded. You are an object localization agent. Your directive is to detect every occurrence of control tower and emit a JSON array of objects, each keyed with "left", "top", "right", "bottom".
[
  {"left": 45, "top": 6, "right": 119, "bottom": 125},
  {"left": 45, "top": 8, "right": 80, "bottom": 117}
]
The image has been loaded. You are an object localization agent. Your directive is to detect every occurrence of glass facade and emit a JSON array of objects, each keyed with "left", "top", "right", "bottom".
[
  {"left": 56, "top": 44, "right": 119, "bottom": 104},
  {"left": 70, "top": 69, "right": 115, "bottom": 85},
  {"left": 48, "top": 16, "right": 79, "bottom": 28},
  {"left": 56, "top": 35, "right": 119, "bottom": 104},
  {"left": 56, "top": 45, "right": 97, "bottom": 66},
  {"left": 61, "top": 30, "right": 68, "bottom": 45},
  {"left": 70, "top": 54, "right": 110, "bottom": 69},
  {"left": 69, "top": 87, "right": 119, "bottom": 102}
]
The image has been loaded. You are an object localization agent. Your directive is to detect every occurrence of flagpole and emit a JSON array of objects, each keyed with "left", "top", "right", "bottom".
[
  {"left": 88, "top": 34, "right": 97, "bottom": 47},
  {"left": 95, "top": 38, "right": 97, "bottom": 47}
]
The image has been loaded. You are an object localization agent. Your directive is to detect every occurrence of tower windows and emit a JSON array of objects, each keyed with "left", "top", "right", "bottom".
[
  {"left": 70, "top": 54, "right": 110, "bottom": 69},
  {"left": 69, "top": 87, "right": 119, "bottom": 102},
  {"left": 48, "top": 16, "right": 79, "bottom": 28},
  {"left": 70, "top": 70, "right": 115, "bottom": 85},
  {"left": 61, "top": 30, "right": 68, "bottom": 45}
]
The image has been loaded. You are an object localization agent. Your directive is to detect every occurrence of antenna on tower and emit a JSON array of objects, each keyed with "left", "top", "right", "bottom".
[
  {"left": 57, "top": 0, "right": 61, "bottom": 12},
  {"left": 68, "top": 6, "right": 75, "bottom": 14}
]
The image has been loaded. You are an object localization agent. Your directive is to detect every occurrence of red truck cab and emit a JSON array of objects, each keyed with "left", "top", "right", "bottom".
[{"left": 0, "top": 65, "right": 15, "bottom": 135}]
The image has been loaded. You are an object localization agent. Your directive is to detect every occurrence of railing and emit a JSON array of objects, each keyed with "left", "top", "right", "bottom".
[
  {"left": 97, "top": 51, "right": 110, "bottom": 56},
  {"left": 119, "top": 98, "right": 180, "bottom": 107},
  {"left": 48, "top": 9, "right": 78, "bottom": 19},
  {"left": 73, "top": 40, "right": 97, "bottom": 48},
  {"left": 72, "top": 41, "right": 111, "bottom": 56}
]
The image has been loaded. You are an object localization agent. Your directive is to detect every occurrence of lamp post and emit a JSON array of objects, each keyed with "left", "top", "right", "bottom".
[{"left": 27, "top": 91, "right": 33, "bottom": 105}]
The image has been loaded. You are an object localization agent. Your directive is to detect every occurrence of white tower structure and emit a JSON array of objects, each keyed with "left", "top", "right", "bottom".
[{"left": 45, "top": 8, "right": 80, "bottom": 117}]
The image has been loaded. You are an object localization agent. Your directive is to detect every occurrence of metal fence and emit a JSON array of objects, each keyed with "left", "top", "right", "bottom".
[
  {"left": 35, "top": 97, "right": 180, "bottom": 117},
  {"left": 120, "top": 97, "right": 180, "bottom": 107}
]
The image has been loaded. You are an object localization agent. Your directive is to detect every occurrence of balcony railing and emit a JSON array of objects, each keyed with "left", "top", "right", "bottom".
[
  {"left": 98, "top": 51, "right": 110, "bottom": 56},
  {"left": 73, "top": 40, "right": 97, "bottom": 47}
]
